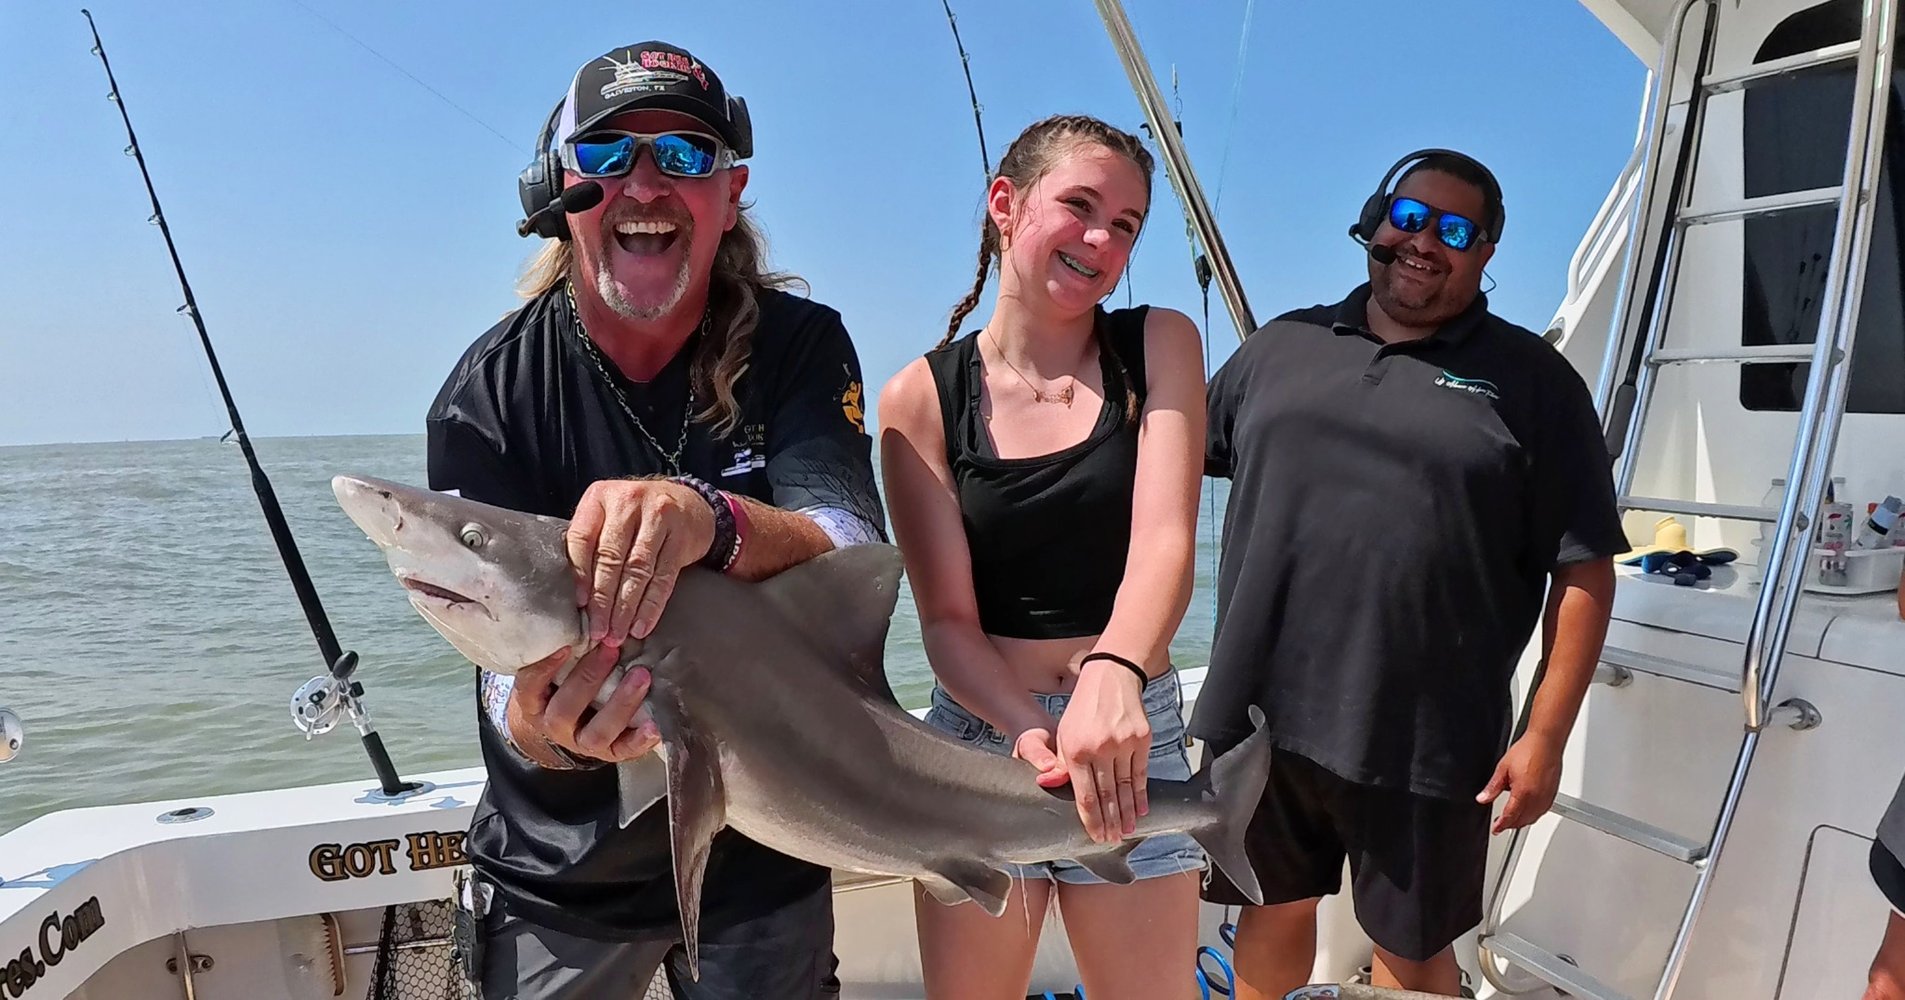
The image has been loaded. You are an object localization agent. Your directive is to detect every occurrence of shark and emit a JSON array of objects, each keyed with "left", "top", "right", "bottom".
[{"left": 330, "top": 474, "right": 1270, "bottom": 976}]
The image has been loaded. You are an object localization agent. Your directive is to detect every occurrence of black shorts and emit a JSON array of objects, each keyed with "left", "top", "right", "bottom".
[
  {"left": 1875, "top": 839, "right": 1905, "bottom": 914},
  {"left": 1202, "top": 746, "right": 1491, "bottom": 962},
  {"left": 478, "top": 880, "right": 838, "bottom": 999}
]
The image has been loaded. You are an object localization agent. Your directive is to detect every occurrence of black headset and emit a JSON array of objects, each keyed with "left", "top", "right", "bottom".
[
  {"left": 517, "top": 99, "right": 573, "bottom": 242},
  {"left": 515, "top": 93, "right": 758, "bottom": 242},
  {"left": 1349, "top": 147, "right": 1506, "bottom": 246}
]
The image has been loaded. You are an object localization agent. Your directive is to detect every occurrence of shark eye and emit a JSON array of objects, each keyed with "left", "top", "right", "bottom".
[{"left": 459, "top": 525, "right": 487, "bottom": 549}]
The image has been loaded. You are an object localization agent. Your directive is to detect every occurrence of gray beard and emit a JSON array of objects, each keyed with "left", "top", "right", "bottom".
[{"left": 593, "top": 255, "right": 693, "bottom": 321}]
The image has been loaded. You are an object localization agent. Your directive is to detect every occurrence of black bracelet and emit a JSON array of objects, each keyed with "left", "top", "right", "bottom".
[
  {"left": 1079, "top": 651, "right": 1149, "bottom": 692},
  {"left": 670, "top": 475, "right": 738, "bottom": 571},
  {"left": 538, "top": 734, "right": 608, "bottom": 771}
]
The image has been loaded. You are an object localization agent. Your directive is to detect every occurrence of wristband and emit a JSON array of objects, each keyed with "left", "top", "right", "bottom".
[
  {"left": 722, "top": 490, "right": 749, "bottom": 571},
  {"left": 1080, "top": 651, "right": 1149, "bottom": 692},
  {"left": 670, "top": 475, "right": 739, "bottom": 572},
  {"left": 542, "top": 737, "right": 608, "bottom": 771}
]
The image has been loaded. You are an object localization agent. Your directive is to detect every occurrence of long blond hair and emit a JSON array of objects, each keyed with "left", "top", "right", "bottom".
[{"left": 519, "top": 207, "right": 805, "bottom": 438}]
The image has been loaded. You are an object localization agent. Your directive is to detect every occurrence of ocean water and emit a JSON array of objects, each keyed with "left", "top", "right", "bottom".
[{"left": 0, "top": 435, "right": 1228, "bottom": 836}]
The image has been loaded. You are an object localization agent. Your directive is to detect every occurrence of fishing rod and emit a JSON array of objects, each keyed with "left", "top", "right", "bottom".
[
  {"left": 1093, "top": 0, "right": 1256, "bottom": 341},
  {"left": 80, "top": 9, "right": 416, "bottom": 799},
  {"left": 938, "top": 0, "right": 991, "bottom": 183}
]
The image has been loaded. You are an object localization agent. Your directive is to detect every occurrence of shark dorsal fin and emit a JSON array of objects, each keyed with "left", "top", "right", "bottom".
[{"left": 757, "top": 543, "right": 904, "bottom": 704}]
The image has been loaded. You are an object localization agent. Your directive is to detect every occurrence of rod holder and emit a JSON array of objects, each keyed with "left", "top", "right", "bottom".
[{"left": 1768, "top": 697, "right": 1822, "bottom": 731}]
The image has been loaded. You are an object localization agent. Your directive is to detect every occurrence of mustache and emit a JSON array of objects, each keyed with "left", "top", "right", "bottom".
[
  {"left": 1393, "top": 245, "right": 1448, "bottom": 271},
  {"left": 601, "top": 205, "right": 694, "bottom": 231}
]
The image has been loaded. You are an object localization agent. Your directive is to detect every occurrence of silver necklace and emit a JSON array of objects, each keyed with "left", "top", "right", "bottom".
[{"left": 565, "top": 282, "right": 699, "bottom": 475}]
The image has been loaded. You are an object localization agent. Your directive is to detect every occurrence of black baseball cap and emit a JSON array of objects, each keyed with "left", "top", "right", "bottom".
[{"left": 555, "top": 42, "right": 753, "bottom": 159}]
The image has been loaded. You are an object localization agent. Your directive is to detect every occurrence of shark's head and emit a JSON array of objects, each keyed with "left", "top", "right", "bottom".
[{"left": 332, "top": 475, "right": 584, "bottom": 676}]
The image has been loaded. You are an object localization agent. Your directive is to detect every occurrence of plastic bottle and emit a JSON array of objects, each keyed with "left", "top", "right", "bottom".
[{"left": 1852, "top": 496, "right": 1903, "bottom": 550}]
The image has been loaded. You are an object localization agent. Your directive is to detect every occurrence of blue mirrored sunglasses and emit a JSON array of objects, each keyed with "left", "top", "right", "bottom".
[
  {"left": 1387, "top": 196, "right": 1484, "bottom": 252},
  {"left": 561, "top": 130, "right": 732, "bottom": 180}
]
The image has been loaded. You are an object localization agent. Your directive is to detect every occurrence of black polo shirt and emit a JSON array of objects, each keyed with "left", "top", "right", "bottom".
[
  {"left": 424, "top": 283, "right": 885, "bottom": 940},
  {"left": 1196, "top": 283, "right": 1625, "bottom": 801}
]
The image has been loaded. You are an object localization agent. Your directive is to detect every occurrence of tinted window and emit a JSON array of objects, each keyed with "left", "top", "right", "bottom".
[{"left": 1740, "top": 0, "right": 1905, "bottom": 413}]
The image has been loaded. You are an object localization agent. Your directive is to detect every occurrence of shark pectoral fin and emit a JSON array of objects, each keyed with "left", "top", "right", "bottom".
[
  {"left": 1074, "top": 842, "right": 1139, "bottom": 885},
  {"left": 659, "top": 729, "right": 727, "bottom": 982},
  {"left": 614, "top": 754, "right": 667, "bottom": 829},
  {"left": 756, "top": 543, "right": 904, "bottom": 704},
  {"left": 918, "top": 861, "right": 1012, "bottom": 917}
]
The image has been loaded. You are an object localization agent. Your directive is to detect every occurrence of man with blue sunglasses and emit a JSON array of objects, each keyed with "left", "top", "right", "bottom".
[
  {"left": 1198, "top": 150, "right": 1624, "bottom": 998},
  {"left": 426, "top": 40, "right": 882, "bottom": 1000}
]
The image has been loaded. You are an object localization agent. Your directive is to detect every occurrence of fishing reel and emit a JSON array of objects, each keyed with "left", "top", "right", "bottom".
[
  {"left": 0, "top": 707, "right": 22, "bottom": 764},
  {"left": 291, "top": 651, "right": 369, "bottom": 740},
  {"left": 289, "top": 652, "right": 426, "bottom": 801}
]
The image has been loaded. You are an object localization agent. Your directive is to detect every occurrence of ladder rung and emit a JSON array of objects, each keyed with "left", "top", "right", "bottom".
[
  {"left": 1618, "top": 496, "right": 1779, "bottom": 522},
  {"left": 1551, "top": 793, "right": 1710, "bottom": 863},
  {"left": 1679, "top": 186, "right": 1842, "bottom": 226},
  {"left": 1484, "top": 932, "right": 1631, "bottom": 1000},
  {"left": 1647, "top": 344, "right": 1824, "bottom": 365},
  {"left": 1701, "top": 41, "right": 1861, "bottom": 94},
  {"left": 1601, "top": 645, "right": 1742, "bottom": 693}
]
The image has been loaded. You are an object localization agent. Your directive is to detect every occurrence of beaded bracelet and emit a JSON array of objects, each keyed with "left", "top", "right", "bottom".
[
  {"left": 669, "top": 475, "right": 740, "bottom": 572},
  {"left": 1079, "top": 651, "right": 1150, "bottom": 692}
]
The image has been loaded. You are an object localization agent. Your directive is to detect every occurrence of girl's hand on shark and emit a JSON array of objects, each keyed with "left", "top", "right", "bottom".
[
  {"left": 1012, "top": 725, "right": 1070, "bottom": 790},
  {"left": 1057, "top": 661, "right": 1151, "bottom": 844},
  {"left": 567, "top": 479, "right": 717, "bottom": 649},
  {"left": 512, "top": 645, "right": 660, "bottom": 765}
]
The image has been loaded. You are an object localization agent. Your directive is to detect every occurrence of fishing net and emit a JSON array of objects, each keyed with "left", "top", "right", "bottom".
[{"left": 367, "top": 899, "right": 471, "bottom": 1000}]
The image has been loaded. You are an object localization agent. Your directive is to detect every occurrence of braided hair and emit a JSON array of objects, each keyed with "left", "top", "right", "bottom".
[{"left": 938, "top": 114, "right": 1155, "bottom": 422}]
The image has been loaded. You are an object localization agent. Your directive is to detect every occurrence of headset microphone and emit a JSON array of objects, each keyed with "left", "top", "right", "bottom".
[
  {"left": 516, "top": 181, "right": 604, "bottom": 238},
  {"left": 1348, "top": 226, "right": 1399, "bottom": 265}
]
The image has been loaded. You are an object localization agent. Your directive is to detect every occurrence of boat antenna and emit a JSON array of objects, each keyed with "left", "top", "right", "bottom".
[
  {"left": 939, "top": 0, "right": 991, "bottom": 182},
  {"left": 79, "top": 9, "right": 418, "bottom": 800}
]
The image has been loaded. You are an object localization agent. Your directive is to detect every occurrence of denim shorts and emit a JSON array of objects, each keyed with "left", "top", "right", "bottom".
[{"left": 923, "top": 667, "right": 1208, "bottom": 885}]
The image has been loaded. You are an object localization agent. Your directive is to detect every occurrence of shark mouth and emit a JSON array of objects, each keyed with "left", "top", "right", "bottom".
[{"left": 399, "top": 576, "right": 493, "bottom": 620}]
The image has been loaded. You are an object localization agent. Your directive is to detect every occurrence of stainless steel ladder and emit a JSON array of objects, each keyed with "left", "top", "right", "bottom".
[{"left": 1476, "top": 1, "right": 1898, "bottom": 998}]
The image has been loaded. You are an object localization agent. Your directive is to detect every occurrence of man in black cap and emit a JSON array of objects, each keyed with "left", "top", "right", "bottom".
[
  {"left": 427, "top": 41, "right": 884, "bottom": 999},
  {"left": 1197, "top": 150, "right": 1624, "bottom": 997}
]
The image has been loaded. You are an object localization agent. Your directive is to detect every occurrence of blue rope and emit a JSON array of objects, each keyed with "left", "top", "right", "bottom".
[{"left": 1197, "top": 945, "right": 1235, "bottom": 996}]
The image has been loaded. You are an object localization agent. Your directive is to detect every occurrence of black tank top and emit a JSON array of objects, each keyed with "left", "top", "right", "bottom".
[{"left": 925, "top": 305, "right": 1150, "bottom": 640}]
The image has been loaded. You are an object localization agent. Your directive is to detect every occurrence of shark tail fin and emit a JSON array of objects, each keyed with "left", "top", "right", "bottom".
[{"left": 1187, "top": 706, "right": 1271, "bottom": 906}]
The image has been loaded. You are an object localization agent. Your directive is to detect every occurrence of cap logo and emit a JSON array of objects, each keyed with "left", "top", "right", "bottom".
[
  {"left": 596, "top": 50, "right": 706, "bottom": 101},
  {"left": 636, "top": 48, "right": 708, "bottom": 90}
]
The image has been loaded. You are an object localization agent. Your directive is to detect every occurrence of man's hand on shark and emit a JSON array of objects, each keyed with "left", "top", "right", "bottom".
[
  {"left": 511, "top": 644, "right": 661, "bottom": 765},
  {"left": 567, "top": 479, "right": 718, "bottom": 649}
]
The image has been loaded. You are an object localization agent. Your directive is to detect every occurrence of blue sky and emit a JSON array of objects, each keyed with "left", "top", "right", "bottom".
[{"left": 0, "top": 1, "right": 1646, "bottom": 447}]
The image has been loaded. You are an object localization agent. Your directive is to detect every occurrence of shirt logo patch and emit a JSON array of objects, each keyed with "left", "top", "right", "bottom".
[
  {"left": 839, "top": 368, "right": 866, "bottom": 434},
  {"left": 722, "top": 447, "right": 766, "bottom": 478},
  {"left": 1433, "top": 370, "right": 1501, "bottom": 400}
]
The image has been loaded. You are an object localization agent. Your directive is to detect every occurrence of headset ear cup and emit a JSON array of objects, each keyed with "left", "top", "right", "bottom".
[
  {"left": 517, "top": 98, "right": 573, "bottom": 241},
  {"left": 728, "top": 95, "right": 753, "bottom": 160},
  {"left": 1355, "top": 192, "right": 1387, "bottom": 242}
]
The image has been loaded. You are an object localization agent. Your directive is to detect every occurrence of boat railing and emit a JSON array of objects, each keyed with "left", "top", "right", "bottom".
[{"left": 1566, "top": 75, "right": 1655, "bottom": 301}]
